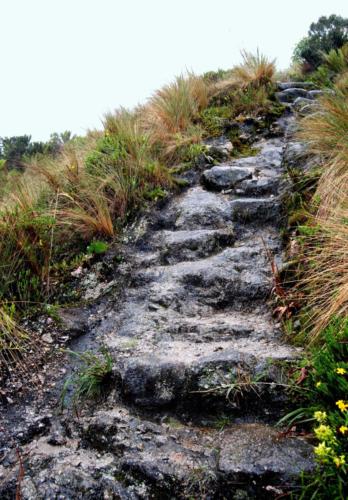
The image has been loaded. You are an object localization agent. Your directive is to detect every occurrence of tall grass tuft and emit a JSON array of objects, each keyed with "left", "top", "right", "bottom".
[
  {"left": 230, "top": 50, "right": 276, "bottom": 89},
  {"left": 143, "top": 72, "right": 208, "bottom": 160},
  {"left": 322, "top": 43, "right": 348, "bottom": 74},
  {"left": 298, "top": 91, "right": 348, "bottom": 217},
  {"left": 0, "top": 307, "right": 29, "bottom": 373},
  {"left": 296, "top": 87, "right": 348, "bottom": 341},
  {"left": 301, "top": 207, "right": 348, "bottom": 341}
]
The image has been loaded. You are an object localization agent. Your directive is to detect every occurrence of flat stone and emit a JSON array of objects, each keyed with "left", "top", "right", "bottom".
[
  {"left": 236, "top": 177, "right": 280, "bottom": 196},
  {"left": 171, "top": 187, "right": 233, "bottom": 230},
  {"left": 202, "top": 165, "right": 253, "bottom": 190},
  {"left": 230, "top": 198, "right": 281, "bottom": 223},
  {"left": 219, "top": 423, "right": 313, "bottom": 478}
]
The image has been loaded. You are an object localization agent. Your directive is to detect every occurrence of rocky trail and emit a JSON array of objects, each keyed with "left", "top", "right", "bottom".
[{"left": 0, "top": 84, "right": 318, "bottom": 499}]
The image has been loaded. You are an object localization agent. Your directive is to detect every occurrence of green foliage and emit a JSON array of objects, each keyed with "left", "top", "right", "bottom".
[
  {"left": 293, "top": 15, "right": 348, "bottom": 71},
  {"left": 86, "top": 240, "right": 109, "bottom": 255},
  {"left": 323, "top": 43, "right": 348, "bottom": 74},
  {"left": 60, "top": 347, "right": 113, "bottom": 410},
  {"left": 283, "top": 318, "right": 348, "bottom": 499},
  {"left": 143, "top": 186, "right": 167, "bottom": 201},
  {"left": 85, "top": 134, "right": 127, "bottom": 176}
]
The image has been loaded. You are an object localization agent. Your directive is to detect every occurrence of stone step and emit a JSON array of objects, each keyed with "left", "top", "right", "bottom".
[
  {"left": 277, "top": 81, "right": 315, "bottom": 91},
  {"left": 80, "top": 408, "right": 314, "bottom": 498},
  {"left": 112, "top": 337, "right": 300, "bottom": 409},
  {"left": 132, "top": 246, "right": 273, "bottom": 310},
  {"left": 202, "top": 165, "right": 254, "bottom": 191},
  {"left": 275, "top": 88, "right": 310, "bottom": 104},
  {"left": 152, "top": 228, "right": 235, "bottom": 264},
  {"left": 155, "top": 187, "right": 281, "bottom": 234},
  {"left": 169, "top": 187, "right": 233, "bottom": 230},
  {"left": 235, "top": 176, "right": 281, "bottom": 196},
  {"left": 4, "top": 408, "right": 313, "bottom": 498},
  {"left": 105, "top": 306, "right": 280, "bottom": 347},
  {"left": 230, "top": 197, "right": 281, "bottom": 224}
]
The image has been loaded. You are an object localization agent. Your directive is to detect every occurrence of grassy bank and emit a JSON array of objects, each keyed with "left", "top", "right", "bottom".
[{"left": 279, "top": 63, "right": 348, "bottom": 498}]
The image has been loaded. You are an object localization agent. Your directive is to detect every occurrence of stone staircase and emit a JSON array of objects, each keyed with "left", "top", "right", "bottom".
[{"left": 0, "top": 85, "right": 315, "bottom": 499}]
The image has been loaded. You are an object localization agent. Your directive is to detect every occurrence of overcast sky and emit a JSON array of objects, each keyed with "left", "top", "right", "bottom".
[{"left": 1, "top": 0, "right": 348, "bottom": 140}]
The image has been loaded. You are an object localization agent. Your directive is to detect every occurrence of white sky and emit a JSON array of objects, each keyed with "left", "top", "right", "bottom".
[{"left": 1, "top": 0, "right": 348, "bottom": 141}]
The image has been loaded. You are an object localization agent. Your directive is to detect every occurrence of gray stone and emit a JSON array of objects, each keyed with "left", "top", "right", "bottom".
[
  {"left": 230, "top": 197, "right": 281, "bottom": 223},
  {"left": 171, "top": 187, "right": 233, "bottom": 230},
  {"left": 293, "top": 97, "right": 319, "bottom": 116},
  {"left": 202, "top": 165, "right": 253, "bottom": 190},
  {"left": 277, "top": 81, "right": 315, "bottom": 91},
  {"left": 276, "top": 88, "right": 309, "bottom": 103},
  {"left": 205, "top": 136, "right": 233, "bottom": 160},
  {"left": 308, "top": 89, "right": 334, "bottom": 99}
]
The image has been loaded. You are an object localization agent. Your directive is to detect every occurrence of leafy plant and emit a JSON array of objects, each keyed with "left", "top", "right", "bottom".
[{"left": 86, "top": 240, "right": 109, "bottom": 255}]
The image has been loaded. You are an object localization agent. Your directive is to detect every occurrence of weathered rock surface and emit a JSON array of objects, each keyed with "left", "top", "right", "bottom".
[
  {"left": 293, "top": 97, "right": 320, "bottom": 116},
  {"left": 0, "top": 101, "right": 314, "bottom": 498},
  {"left": 277, "top": 81, "right": 315, "bottom": 90},
  {"left": 276, "top": 88, "right": 309, "bottom": 103}
]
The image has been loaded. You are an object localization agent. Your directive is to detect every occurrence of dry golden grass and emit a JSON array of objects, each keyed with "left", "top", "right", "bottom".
[
  {"left": 296, "top": 84, "right": 348, "bottom": 341},
  {"left": 230, "top": 50, "right": 276, "bottom": 89},
  {"left": 142, "top": 72, "right": 208, "bottom": 160},
  {"left": 0, "top": 307, "right": 29, "bottom": 371},
  {"left": 301, "top": 205, "right": 348, "bottom": 342},
  {"left": 298, "top": 90, "right": 348, "bottom": 217}
]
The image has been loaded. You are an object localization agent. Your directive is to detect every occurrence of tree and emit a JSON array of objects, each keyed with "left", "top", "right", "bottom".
[
  {"left": 0, "top": 135, "right": 32, "bottom": 169},
  {"left": 0, "top": 131, "right": 75, "bottom": 169},
  {"left": 293, "top": 15, "right": 348, "bottom": 71}
]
